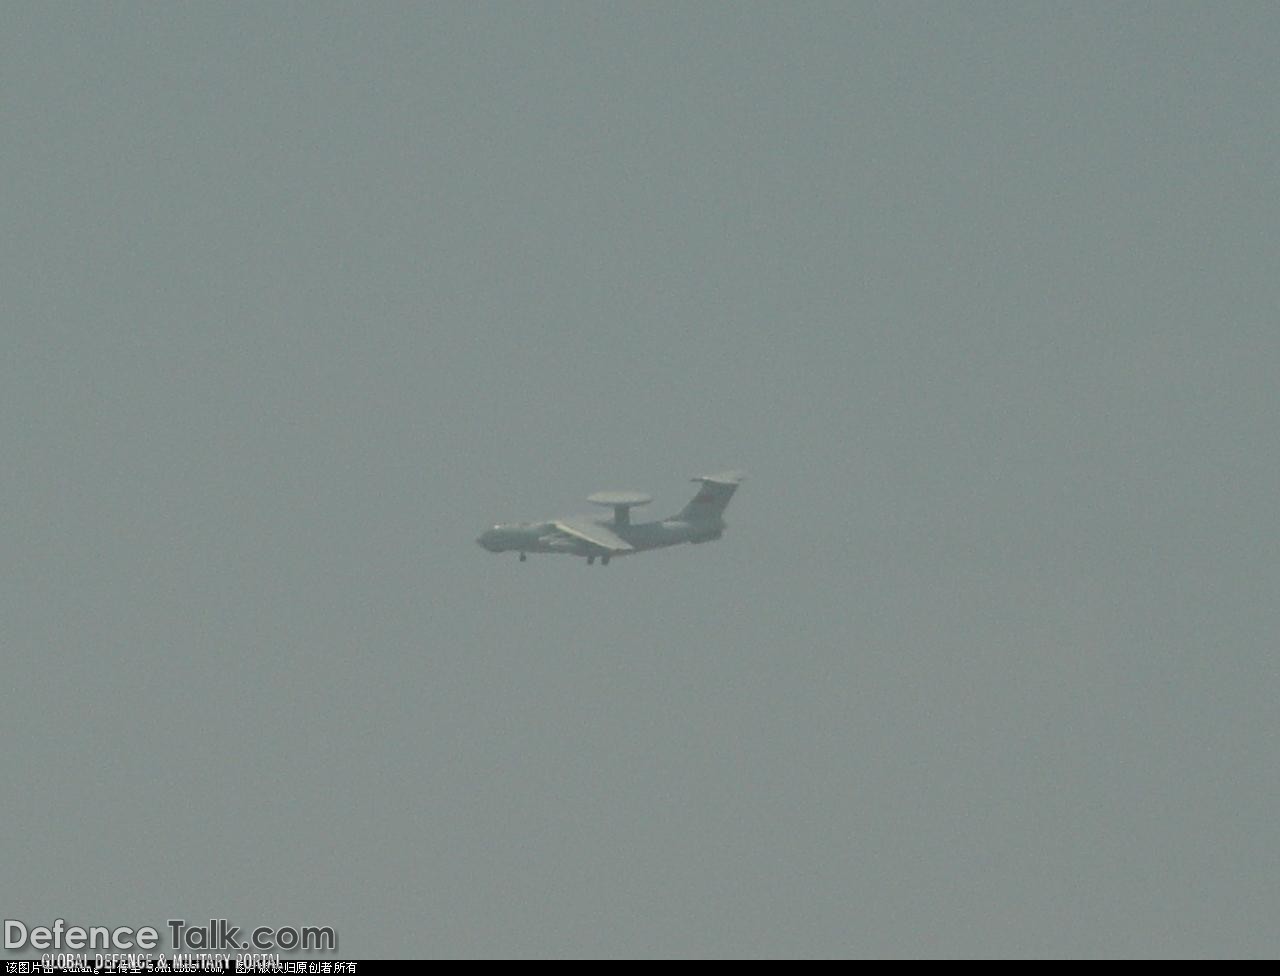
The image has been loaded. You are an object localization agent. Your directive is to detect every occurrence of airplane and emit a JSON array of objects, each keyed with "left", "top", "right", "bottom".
[{"left": 477, "top": 470, "right": 744, "bottom": 565}]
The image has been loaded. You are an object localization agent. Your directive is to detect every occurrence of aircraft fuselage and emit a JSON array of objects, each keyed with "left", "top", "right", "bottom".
[
  {"left": 476, "top": 517, "right": 722, "bottom": 558},
  {"left": 477, "top": 471, "right": 741, "bottom": 565}
]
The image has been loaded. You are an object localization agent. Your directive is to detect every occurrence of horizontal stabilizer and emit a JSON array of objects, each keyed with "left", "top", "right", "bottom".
[{"left": 691, "top": 470, "right": 745, "bottom": 486}]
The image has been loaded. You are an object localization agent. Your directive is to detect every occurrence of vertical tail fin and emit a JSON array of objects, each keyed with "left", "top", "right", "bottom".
[{"left": 676, "top": 471, "right": 744, "bottom": 522}]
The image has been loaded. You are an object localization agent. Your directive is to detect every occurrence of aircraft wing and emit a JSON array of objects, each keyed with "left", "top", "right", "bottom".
[{"left": 554, "top": 518, "right": 634, "bottom": 552}]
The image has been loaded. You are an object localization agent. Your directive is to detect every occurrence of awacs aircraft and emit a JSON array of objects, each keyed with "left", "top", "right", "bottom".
[{"left": 477, "top": 470, "right": 744, "bottom": 565}]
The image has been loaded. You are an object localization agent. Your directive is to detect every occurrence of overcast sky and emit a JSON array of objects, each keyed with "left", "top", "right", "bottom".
[{"left": 3, "top": 2, "right": 1277, "bottom": 958}]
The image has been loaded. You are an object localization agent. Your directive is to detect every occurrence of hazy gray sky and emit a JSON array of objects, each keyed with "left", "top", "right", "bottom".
[{"left": 3, "top": 2, "right": 1277, "bottom": 958}]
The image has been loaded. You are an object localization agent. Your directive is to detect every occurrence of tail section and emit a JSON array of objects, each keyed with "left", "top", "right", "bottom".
[{"left": 676, "top": 470, "right": 744, "bottom": 522}]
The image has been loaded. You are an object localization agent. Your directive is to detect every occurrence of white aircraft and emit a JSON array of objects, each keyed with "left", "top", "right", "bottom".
[{"left": 477, "top": 470, "right": 744, "bottom": 565}]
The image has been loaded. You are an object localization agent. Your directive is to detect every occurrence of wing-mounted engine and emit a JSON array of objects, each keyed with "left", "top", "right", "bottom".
[{"left": 587, "top": 490, "right": 652, "bottom": 527}]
